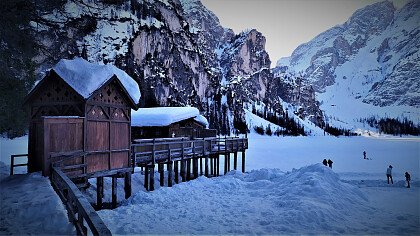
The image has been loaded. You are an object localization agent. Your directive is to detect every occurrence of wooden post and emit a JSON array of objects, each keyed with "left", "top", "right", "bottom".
[
  {"left": 181, "top": 140, "right": 186, "bottom": 182},
  {"left": 205, "top": 155, "right": 209, "bottom": 177},
  {"left": 224, "top": 154, "right": 228, "bottom": 175},
  {"left": 242, "top": 151, "right": 246, "bottom": 173},
  {"left": 10, "top": 155, "right": 14, "bottom": 176},
  {"left": 150, "top": 165, "right": 155, "bottom": 191},
  {"left": 144, "top": 165, "right": 149, "bottom": 190},
  {"left": 112, "top": 176, "right": 117, "bottom": 208},
  {"left": 200, "top": 157, "right": 203, "bottom": 176},
  {"left": 186, "top": 159, "right": 191, "bottom": 180},
  {"left": 234, "top": 152, "right": 238, "bottom": 170},
  {"left": 193, "top": 158, "right": 198, "bottom": 179},
  {"left": 159, "top": 163, "right": 164, "bottom": 187},
  {"left": 227, "top": 153, "right": 230, "bottom": 171},
  {"left": 214, "top": 155, "right": 220, "bottom": 176},
  {"left": 168, "top": 149, "right": 173, "bottom": 187},
  {"left": 174, "top": 161, "right": 179, "bottom": 184},
  {"left": 210, "top": 156, "right": 214, "bottom": 176},
  {"left": 167, "top": 161, "right": 173, "bottom": 187},
  {"left": 96, "top": 177, "right": 103, "bottom": 209},
  {"left": 124, "top": 172, "right": 131, "bottom": 199}
]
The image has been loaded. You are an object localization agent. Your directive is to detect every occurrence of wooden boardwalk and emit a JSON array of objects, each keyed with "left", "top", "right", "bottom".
[{"left": 131, "top": 136, "right": 248, "bottom": 191}]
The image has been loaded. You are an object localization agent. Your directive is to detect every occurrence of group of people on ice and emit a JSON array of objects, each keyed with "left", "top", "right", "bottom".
[
  {"left": 363, "top": 151, "right": 411, "bottom": 188},
  {"left": 386, "top": 165, "right": 411, "bottom": 188},
  {"left": 322, "top": 159, "right": 333, "bottom": 168}
]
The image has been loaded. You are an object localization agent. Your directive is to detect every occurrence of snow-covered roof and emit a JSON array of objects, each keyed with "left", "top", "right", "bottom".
[
  {"left": 131, "top": 107, "right": 204, "bottom": 127},
  {"left": 52, "top": 57, "right": 141, "bottom": 104},
  {"left": 194, "top": 114, "right": 209, "bottom": 128}
]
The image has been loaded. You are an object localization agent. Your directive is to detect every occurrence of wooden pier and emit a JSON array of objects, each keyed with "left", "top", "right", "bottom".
[{"left": 131, "top": 136, "right": 248, "bottom": 191}]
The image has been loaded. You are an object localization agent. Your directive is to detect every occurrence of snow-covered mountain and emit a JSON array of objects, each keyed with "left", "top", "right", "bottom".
[
  {"left": 276, "top": 1, "right": 420, "bottom": 129},
  {"left": 2, "top": 0, "right": 283, "bottom": 136}
]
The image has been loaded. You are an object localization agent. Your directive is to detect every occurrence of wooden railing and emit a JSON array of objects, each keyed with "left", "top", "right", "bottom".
[
  {"left": 132, "top": 136, "right": 248, "bottom": 165},
  {"left": 51, "top": 166, "right": 112, "bottom": 236},
  {"left": 10, "top": 154, "right": 28, "bottom": 175}
]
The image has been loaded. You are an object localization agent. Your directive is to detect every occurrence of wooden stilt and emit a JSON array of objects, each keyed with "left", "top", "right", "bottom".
[
  {"left": 214, "top": 155, "right": 220, "bottom": 176},
  {"left": 205, "top": 155, "right": 209, "bottom": 177},
  {"left": 168, "top": 161, "right": 173, "bottom": 187},
  {"left": 200, "top": 157, "right": 203, "bottom": 176},
  {"left": 96, "top": 177, "right": 103, "bottom": 209},
  {"left": 159, "top": 163, "right": 164, "bottom": 187},
  {"left": 181, "top": 160, "right": 186, "bottom": 182},
  {"left": 193, "top": 158, "right": 198, "bottom": 179},
  {"left": 227, "top": 153, "right": 230, "bottom": 172},
  {"left": 112, "top": 176, "right": 117, "bottom": 208},
  {"left": 150, "top": 165, "right": 155, "bottom": 191},
  {"left": 186, "top": 159, "right": 191, "bottom": 180},
  {"left": 124, "top": 172, "right": 131, "bottom": 199},
  {"left": 242, "top": 151, "right": 246, "bottom": 173},
  {"left": 210, "top": 156, "right": 214, "bottom": 176},
  {"left": 144, "top": 165, "right": 149, "bottom": 191},
  {"left": 234, "top": 152, "right": 238, "bottom": 170},
  {"left": 174, "top": 161, "right": 179, "bottom": 184},
  {"left": 224, "top": 154, "right": 228, "bottom": 175}
]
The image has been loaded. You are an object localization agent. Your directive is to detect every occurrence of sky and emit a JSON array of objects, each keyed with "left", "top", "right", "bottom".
[{"left": 201, "top": 0, "right": 409, "bottom": 67}]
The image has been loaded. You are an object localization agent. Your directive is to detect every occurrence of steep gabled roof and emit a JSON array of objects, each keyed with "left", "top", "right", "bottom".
[
  {"left": 25, "top": 58, "right": 141, "bottom": 106},
  {"left": 52, "top": 57, "right": 141, "bottom": 104}
]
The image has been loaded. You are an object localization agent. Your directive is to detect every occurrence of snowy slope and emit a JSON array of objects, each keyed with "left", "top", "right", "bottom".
[{"left": 276, "top": 1, "right": 420, "bottom": 130}]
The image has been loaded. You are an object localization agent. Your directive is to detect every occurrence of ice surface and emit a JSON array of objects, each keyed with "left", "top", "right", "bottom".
[
  {"left": 1, "top": 133, "right": 418, "bottom": 235},
  {"left": 131, "top": 107, "right": 200, "bottom": 127},
  {"left": 53, "top": 57, "right": 141, "bottom": 103}
]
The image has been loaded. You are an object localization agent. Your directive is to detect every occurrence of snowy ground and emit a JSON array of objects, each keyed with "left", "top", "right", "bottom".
[{"left": 0, "top": 134, "right": 419, "bottom": 234}]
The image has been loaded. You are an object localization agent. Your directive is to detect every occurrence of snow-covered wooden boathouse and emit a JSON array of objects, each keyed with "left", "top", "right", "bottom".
[
  {"left": 24, "top": 57, "right": 140, "bottom": 180},
  {"left": 131, "top": 107, "right": 216, "bottom": 139}
]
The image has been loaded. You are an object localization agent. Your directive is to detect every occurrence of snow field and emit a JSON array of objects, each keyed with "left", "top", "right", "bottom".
[
  {"left": 96, "top": 164, "right": 419, "bottom": 235},
  {"left": 1, "top": 135, "right": 418, "bottom": 234}
]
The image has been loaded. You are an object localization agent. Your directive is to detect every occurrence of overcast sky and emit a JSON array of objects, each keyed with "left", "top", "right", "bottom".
[{"left": 201, "top": 0, "right": 408, "bottom": 67}]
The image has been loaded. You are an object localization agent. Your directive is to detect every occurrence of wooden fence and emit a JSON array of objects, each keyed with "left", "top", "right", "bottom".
[
  {"left": 51, "top": 166, "right": 112, "bottom": 236},
  {"left": 10, "top": 154, "right": 28, "bottom": 175},
  {"left": 132, "top": 136, "right": 248, "bottom": 165}
]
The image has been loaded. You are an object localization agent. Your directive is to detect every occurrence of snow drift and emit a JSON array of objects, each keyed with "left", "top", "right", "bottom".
[{"left": 96, "top": 164, "right": 419, "bottom": 235}]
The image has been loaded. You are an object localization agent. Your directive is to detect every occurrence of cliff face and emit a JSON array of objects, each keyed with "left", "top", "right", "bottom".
[{"left": 11, "top": 0, "right": 278, "bottom": 135}]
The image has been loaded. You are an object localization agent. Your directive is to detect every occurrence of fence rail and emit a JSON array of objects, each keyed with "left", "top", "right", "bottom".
[
  {"left": 10, "top": 154, "right": 28, "bottom": 175},
  {"left": 132, "top": 136, "right": 248, "bottom": 165},
  {"left": 51, "top": 167, "right": 112, "bottom": 236}
]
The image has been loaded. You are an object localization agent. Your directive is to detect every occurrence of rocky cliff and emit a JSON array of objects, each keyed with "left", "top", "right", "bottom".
[{"left": 2, "top": 0, "right": 278, "bottom": 136}]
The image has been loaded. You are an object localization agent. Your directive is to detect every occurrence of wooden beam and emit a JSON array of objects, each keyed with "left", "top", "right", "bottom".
[
  {"left": 174, "top": 161, "right": 179, "bottom": 184},
  {"left": 124, "top": 172, "right": 131, "bottom": 199},
  {"left": 144, "top": 165, "right": 149, "bottom": 190},
  {"left": 159, "top": 163, "right": 164, "bottom": 187},
  {"left": 96, "top": 177, "right": 103, "bottom": 210},
  {"left": 205, "top": 155, "right": 209, "bottom": 177},
  {"left": 167, "top": 161, "right": 173, "bottom": 187},
  {"left": 149, "top": 165, "right": 155, "bottom": 191},
  {"left": 242, "top": 151, "right": 246, "bottom": 173},
  {"left": 112, "top": 176, "right": 117, "bottom": 208},
  {"left": 234, "top": 152, "right": 238, "bottom": 170},
  {"left": 186, "top": 159, "right": 191, "bottom": 180}
]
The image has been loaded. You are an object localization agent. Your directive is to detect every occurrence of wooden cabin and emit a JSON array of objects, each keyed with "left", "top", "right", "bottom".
[
  {"left": 24, "top": 57, "right": 141, "bottom": 176},
  {"left": 131, "top": 107, "right": 216, "bottom": 140}
]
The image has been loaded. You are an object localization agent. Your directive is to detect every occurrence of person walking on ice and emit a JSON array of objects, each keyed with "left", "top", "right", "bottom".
[
  {"left": 405, "top": 172, "right": 411, "bottom": 188},
  {"left": 363, "top": 151, "right": 366, "bottom": 159},
  {"left": 322, "top": 159, "right": 328, "bottom": 166},
  {"left": 386, "top": 165, "right": 393, "bottom": 184}
]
